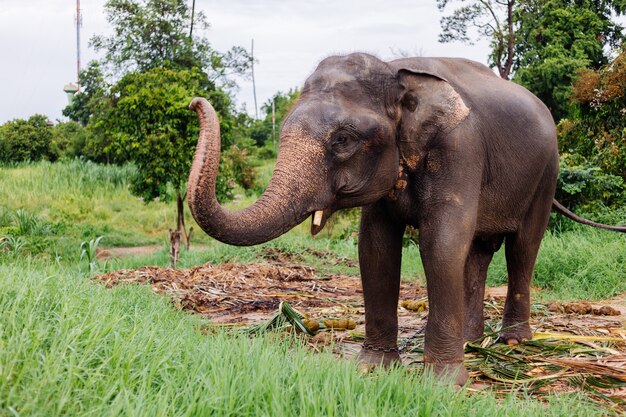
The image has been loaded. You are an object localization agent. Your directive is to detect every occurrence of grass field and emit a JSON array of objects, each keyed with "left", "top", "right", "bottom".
[
  {"left": 1, "top": 160, "right": 625, "bottom": 416},
  {"left": 0, "top": 260, "right": 608, "bottom": 417}
]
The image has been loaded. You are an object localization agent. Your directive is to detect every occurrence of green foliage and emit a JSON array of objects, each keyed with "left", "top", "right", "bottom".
[
  {"left": 554, "top": 48, "right": 626, "bottom": 210},
  {"left": 62, "top": 61, "right": 110, "bottom": 127},
  {"left": 91, "top": 0, "right": 251, "bottom": 84},
  {"left": 555, "top": 154, "right": 625, "bottom": 210},
  {"left": 64, "top": 0, "right": 256, "bottom": 214},
  {"left": 514, "top": 0, "right": 624, "bottom": 120},
  {"left": 92, "top": 0, "right": 203, "bottom": 72},
  {"left": 0, "top": 115, "right": 56, "bottom": 163},
  {"left": 437, "top": 0, "right": 516, "bottom": 78},
  {"left": 80, "top": 236, "right": 110, "bottom": 274},
  {"left": 88, "top": 67, "right": 245, "bottom": 203},
  {"left": 437, "top": 0, "right": 625, "bottom": 119},
  {"left": 564, "top": 47, "right": 626, "bottom": 174},
  {"left": 248, "top": 89, "right": 300, "bottom": 147},
  {"left": 50, "top": 121, "right": 90, "bottom": 160},
  {"left": 0, "top": 117, "right": 92, "bottom": 164},
  {"left": 223, "top": 145, "right": 257, "bottom": 194},
  {"left": 0, "top": 208, "right": 57, "bottom": 259}
]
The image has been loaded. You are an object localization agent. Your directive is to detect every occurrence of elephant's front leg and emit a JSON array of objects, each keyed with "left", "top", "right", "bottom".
[
  {"left": 357, "top": 202, "right": 405, "bottom": 368},
  {"left": 419, "top": 211, "right": 475, "bottom": 385}
]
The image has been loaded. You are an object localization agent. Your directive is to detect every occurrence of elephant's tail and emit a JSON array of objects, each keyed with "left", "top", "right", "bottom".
[{"left": 552, "top": 199, "right": 626, "bottom": 233}]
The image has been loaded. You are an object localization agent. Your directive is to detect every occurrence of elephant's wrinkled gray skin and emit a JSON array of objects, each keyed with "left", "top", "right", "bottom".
[{"left": 187, "top": 53, "right": 625, "bottom": 385}]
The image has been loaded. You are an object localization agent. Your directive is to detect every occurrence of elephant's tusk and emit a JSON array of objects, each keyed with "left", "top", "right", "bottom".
[{"left": 313, "top": 210, "right": 324, "bottom": 226}]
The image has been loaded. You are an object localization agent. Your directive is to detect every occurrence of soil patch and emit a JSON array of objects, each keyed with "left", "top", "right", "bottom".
[{"left": 95, "top": 259, "right": 625, "bottom": 410}]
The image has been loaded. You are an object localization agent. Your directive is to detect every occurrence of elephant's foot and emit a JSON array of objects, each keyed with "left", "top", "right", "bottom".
[
  {"left": 357, "top": 344, "right": 401, "bottom": 372},
  {"left": 424, "top": 361, "right": 469, "bottom": 386},
  {"left": 498, "top": 322, "right": 532, "bottom": 345}
]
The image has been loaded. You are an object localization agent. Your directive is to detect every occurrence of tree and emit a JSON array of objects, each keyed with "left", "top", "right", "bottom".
[
  {"left": 513, "top": 0, "right": 625, "bottom": 120},
  {"left": 437, "top": 0, "right": 517, "bottom": 79},
  {"left": 248, "top": 89, "right": 300, "bottom": 148},
  {"left": 554, "top": 47, "right": 626, "bottom": 211},
  {"left": 437, "top": 0, "right": 625, "bottom": 118},
  {"left": 90, "top": 0, "right": 251, "bottom": 84},
  {"left": 50, "top": 121, "right": 90, "bottom": 160},
  {"left": 0, "top": 115, "right": 55, "bottom": 163},
  {"left": 69, "top": 0, "right": 255, "bottom": 262},
  {"left": 91, "top": 67, "right": 235, "bottom": 250},
  {"left": 62, "top": 61, "right": 109, "bottom": 127},
  {"left": 557, "top": 46, "right": 626, "bottom": 204}
]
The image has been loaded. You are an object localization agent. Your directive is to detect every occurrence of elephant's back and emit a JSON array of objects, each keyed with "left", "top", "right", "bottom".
[
  {"left": 390, "top": 57, "right": 556, "bottom": 150},
  {"left": 391, "top": 58, "right": 545, "bottom": 113},
  {"left": 389, "top": 57, "right": 497, "bottom": 81}
]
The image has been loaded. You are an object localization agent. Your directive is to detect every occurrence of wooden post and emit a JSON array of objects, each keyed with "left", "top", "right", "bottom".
[
  {"left": 169, "top": 229, "right": 181, "bottom": 269},
  {"left": 177, "top": 189, "right": 192, "bottom": 249}
]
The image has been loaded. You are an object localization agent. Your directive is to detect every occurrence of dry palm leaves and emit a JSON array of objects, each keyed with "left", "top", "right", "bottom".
[
  {"left": 96, "top": 262, "right": 374, "bottom": 320},
  {"left": 95, "top": 258, "right": 625, "bottom": 410}
]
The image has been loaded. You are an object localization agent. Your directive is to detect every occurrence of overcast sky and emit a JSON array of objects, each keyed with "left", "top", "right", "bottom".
[{"left": 0, "top": 0, "right": 496, "bottom": 124}]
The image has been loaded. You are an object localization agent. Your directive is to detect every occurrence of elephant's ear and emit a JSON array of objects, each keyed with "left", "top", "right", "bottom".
[{"left": 394, "top": 67, "right": 470, "bottom": 170}]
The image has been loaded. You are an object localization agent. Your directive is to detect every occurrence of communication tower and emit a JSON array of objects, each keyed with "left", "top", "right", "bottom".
[{"left": 75, "top": 0, "right": 82, "bottom": 92}]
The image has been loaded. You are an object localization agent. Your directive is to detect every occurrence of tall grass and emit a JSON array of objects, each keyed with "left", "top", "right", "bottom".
[
  {"left": 0, "top": 260, "right": 605, "bottom": 417},
  {"left": 1, "top": 159, "right": 135, "bottom": 199},
  {"left": 486, "top": 227, "right": 626, "bottom": 300},
  {"left": 0, "top": 160, "right": 177, "bottom": 257}
]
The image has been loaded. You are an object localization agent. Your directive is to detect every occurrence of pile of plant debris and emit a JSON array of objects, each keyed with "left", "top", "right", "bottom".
[{"left": 95, "top": 258, "right": 625, "bottom": 411}]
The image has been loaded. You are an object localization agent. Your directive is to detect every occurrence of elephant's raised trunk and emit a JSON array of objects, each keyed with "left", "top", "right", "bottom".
[{"left": 187, "top": 98, "right": 324, "bottom": 246}]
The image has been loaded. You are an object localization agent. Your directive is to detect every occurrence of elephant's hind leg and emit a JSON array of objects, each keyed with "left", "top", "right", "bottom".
[
  {"left": 463, "top": 237, "right": 502, "bottom": 342},
  {"left": 500, "top": 164, "right": 557, "bottom": 344}
]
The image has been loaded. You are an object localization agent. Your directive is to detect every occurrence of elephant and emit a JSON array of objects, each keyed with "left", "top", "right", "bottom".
[{"left": 186, "top": 53, "right": 625, "bottom": 385}]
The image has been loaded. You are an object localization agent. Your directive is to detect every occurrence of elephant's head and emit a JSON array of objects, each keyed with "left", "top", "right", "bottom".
[{"left": 187, "top": 53, "right": 469, "bottom": 245}]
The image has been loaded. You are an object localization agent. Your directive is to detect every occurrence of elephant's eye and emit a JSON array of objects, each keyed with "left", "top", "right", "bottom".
[
  {"left": 330, "top": 126, "right": 361, "bottom": 160},
  {"left": 334, "top": 135, "right": 349, "bottom": 146},
  {"left": 331, "top": 131, "right": 354, "bottom": 149}
]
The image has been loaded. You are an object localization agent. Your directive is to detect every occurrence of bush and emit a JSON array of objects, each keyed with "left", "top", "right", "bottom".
[
  {"left": 212, "top": 145, "right": 257, "bottom": 202},
  {"left": 0, "top": 115, "right": 56, "bottom": 163},
  {"left": 556, "top": 154, "right": 625, "bottom": 211},
  {"left": 560, "top": 48, "right": 626, "bottom": 181},
  {"left": 51, "top": 121, "right": 90, "bottom": 159},
  {"left": 555, "top": 49, "right": 626, "bottom": 212}
]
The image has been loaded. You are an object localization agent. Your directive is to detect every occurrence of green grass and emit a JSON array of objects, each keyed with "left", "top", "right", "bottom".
[
  {"left": 1, "top": 159, "right": 624, "bottom": 415},
  {"left": 486, "top": 227, "right": 626, "bottom": 301},
  {"left": 0, "top": 160, "right": 195, "bottom": 260},
  {"left": 0, "top": 259, "right": 607, "bottom": 417}
]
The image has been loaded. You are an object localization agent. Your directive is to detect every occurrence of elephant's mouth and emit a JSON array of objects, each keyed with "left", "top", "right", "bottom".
[{"left": 310, "top": 208, "right": 333, "bottom": 236}]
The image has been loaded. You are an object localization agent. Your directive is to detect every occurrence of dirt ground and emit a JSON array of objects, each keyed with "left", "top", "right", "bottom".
[{"left": 95, "top": 249, "right": 626, "bottom": 410}]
